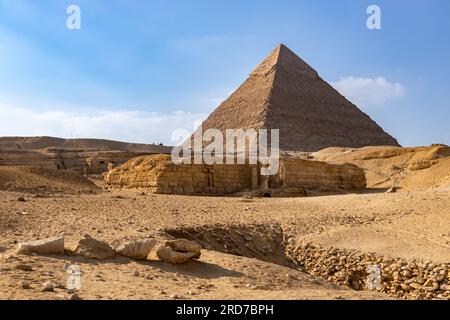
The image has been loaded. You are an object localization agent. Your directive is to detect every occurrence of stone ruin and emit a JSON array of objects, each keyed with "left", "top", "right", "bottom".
[{"left": 104, "top": 154, "right": 366, "bottom": 196}]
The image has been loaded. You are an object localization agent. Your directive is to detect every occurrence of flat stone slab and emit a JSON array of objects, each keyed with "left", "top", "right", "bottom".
[
  {"left": 17, "top": 236, "right": 64, "bottom": 255},
  {"left": 75, "top": 235, "right": 115, "bottom": 259}
]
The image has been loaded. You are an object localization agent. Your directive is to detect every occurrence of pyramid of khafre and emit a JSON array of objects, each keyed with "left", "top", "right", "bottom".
[{"left": 191, "top": 44, "right": 400, "bottom": 152}]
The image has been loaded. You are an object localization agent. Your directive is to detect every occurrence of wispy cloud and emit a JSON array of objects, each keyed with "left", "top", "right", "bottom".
[
  {"left": 0, "top": 102, "right": 207, "bottom": 145},
  {"left": 331, "top": 76, "right": 405, "bottom": 108}
]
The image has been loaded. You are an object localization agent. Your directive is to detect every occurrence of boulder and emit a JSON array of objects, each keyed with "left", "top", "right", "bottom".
[
  {"left": 114, "top": 238, "right": 156, "bottom": 260},
  {"left": 75, "top": 235, "right": 115, "bottom": 259},
  {"left": 17, "top": 236, "right": 64, "bottom": 255},
  {"left": 165, "top": 239, "right": 201, "bottom": 255},
  {"left": 156, "top": 246, "right": 199, "bottom": 264}
]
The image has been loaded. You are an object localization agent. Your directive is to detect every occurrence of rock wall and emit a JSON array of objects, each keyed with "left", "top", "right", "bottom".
[
  {"left": 104, "top": 155, "right": 254, "bottom": 195},
  {"left": 276, "top": 158, "right": 366, "bottom": 191},
  {"left": 105, "top": 154, "right": 367, "bottom": 195},
  {"left": 288, "top": 240, "right": 450, "bottom": 300},
  {"left": 0, "top": 150, "right": 56, "bottom": 169}
]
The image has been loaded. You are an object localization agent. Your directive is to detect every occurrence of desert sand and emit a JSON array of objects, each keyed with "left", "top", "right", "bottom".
[{"left": 0, "top": 151, "right": 448, "bottom": 300}]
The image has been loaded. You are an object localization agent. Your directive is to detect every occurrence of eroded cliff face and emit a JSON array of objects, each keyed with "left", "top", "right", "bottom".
[
  {"left": 104, "top": 154, "right": 366, "bottom": 196},
  {"left": 312, "top": 145, "right": 450, "bottom": 191},
  {"left": 0, "top": 148, "right": 150, "bottom": 175},
  {"left": 0, "top": 136, "right": 173, "bottom": 175}
]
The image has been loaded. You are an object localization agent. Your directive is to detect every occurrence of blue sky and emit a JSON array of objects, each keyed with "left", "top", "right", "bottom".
[{"left": 0, "top": 0, "right": 449, "bottom": 146}]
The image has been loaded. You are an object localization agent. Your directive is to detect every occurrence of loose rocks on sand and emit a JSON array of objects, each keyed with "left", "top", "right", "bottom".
[
  {"left": 17, "top": 236, "right": 65, "bottom": 255},
  {"left": 75, "top": 235, "right": 115, "bottom": 259},
  {"left": 157, "top": 239, "right": 202, "bottom": 264},
  {"left": 114, "top": 238, "right": 156, "bottom": 260}
]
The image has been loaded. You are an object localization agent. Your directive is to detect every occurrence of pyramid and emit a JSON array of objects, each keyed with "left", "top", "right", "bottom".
[{"left": 191, "top": 44, "right": 400, "bottom": 152}]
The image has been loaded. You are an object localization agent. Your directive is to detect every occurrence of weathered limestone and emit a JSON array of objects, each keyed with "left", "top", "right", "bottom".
[
  {"left": 104, "top": 155, "right": 254, "bottom": 195},
  {"left": 104, "top": 154, "right": 366, "bottom": 195},
  {"left": 275, "top": 158, "right": 366, "bottom": 191},
  {"left": 165, "top": 239, "right": 201, "bottom": 257},
  {"left": 75, "top": 235, "right": 115, "bottom": 259},
  {"left": 157, "top": 239, "right": 202, "bottom": 264},
  {"left": 157, "top": 246, "right": 199, "bottom": 264},
  {"left": 114, "top": 238, "right": 156, "bottom": 260},
  {"left": 17, "top": 236, "right": 65, "bottom": 255}
]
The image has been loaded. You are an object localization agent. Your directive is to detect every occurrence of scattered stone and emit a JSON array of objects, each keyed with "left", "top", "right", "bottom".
[
  {"left": 42, "top": 281, "right": 55, "bottom": 292},
  {"left": 156, "top": 246, "right": 199, "bottom": 264},
  {"left": 165, "top": 239, "right": 202, "bottom": 255},
  {"left": 18, "top": 280, "right": 31, "bottom": 289},
  {"left": 289, "top": 240, "right": 450, "bottom": 300},
  {"left": 75, "top": 235, "right": 115, "bottom": 259},
  {"left": 55, "top": 283, "right": 66, "bottom": 289},
  {"left": 17, "top": 236, "right": 64, "bottom": 255},
  {"left": 67, "top": 293, "right": 81, "bottom": 300},
  {"left": 131, "top": 270, "right": 140, "bottom": 277},
  {"left": 114, "top": 238, "right": 156, "bottom": 260}
]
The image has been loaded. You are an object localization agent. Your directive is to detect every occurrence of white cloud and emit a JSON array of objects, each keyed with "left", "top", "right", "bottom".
[
  {"left": 0, "top": 102, "right": 207, "bottom": 145},
  {"left": 331, "top": 76, "right": 405, "bottom": 107}
]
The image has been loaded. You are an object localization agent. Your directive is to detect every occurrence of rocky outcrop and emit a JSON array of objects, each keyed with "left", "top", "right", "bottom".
[
  {"left": 313, "top": 145, "right": 450, "bottom": 191},
  {"left": 0, "top": 136, "right": 173, "bottom": 175}
]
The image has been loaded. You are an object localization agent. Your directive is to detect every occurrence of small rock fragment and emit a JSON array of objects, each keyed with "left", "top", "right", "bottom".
[
  {"left": 131, "top": 270, "right": 140, "bottom": 277},
  {"left": 165, "top": 239, "right": 202, "bottom": 255},
  {"left": 67, "top": 293, "right": 81, "bottom": 300},
  {"left": 156, "top": 246, "right": 199, "bottom": 264},
  {"left": 42, "top": 281, "right": 55, "bottom": 292},
  {"left": 18, "top": 280, "right": 31, "bottom": 289}
]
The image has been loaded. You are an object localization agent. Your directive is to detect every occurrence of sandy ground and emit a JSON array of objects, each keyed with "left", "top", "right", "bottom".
[{"left": 1, "top": 184, "right": 448, "bottom": 300}]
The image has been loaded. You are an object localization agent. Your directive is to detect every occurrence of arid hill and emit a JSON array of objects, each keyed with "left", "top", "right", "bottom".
[
  {"left": 0, "top": 166, "right": 98, "bottom": 194},
  {"left": 312, "top": 144, "right": 450, "bottom": 191},
  {"left": 0, "top": 136, "right": 172, "bottom": 153}
]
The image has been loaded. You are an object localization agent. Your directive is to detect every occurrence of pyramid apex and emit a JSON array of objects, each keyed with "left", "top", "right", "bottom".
[{"left": 251, "top": 44, "right": 317, "bottom": 77}]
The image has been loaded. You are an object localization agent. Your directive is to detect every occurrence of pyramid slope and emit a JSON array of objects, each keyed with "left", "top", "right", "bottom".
[{"left": 194, "top": 44, "right": 400, "bottom": 152}]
